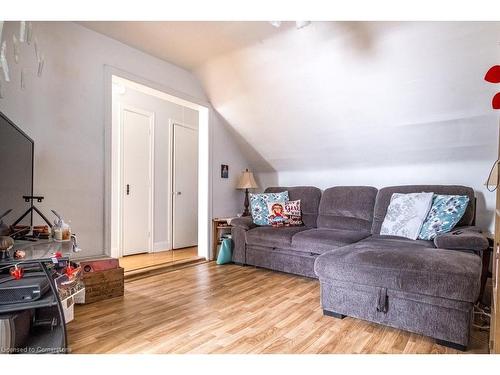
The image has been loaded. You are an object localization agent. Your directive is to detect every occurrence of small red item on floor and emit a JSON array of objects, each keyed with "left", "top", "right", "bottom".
[{"left": 10, "top": 265, "right": 24, "bottom": 280}]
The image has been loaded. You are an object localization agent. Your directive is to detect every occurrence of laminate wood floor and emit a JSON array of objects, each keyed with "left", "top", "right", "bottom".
[
  {"left": 67, "top": 262, "right": 489, "bottom": 354},
  {"left": 119, "top": 247, "right": 200, "bottom": 272}
]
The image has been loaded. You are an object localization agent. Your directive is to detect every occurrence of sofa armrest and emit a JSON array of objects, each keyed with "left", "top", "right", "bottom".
[
  {"left": 230, "top": 216, "right": 256, "bottom": 231},
  {"left": 434, "top": 226, "right": 489, "bottom": 252}
]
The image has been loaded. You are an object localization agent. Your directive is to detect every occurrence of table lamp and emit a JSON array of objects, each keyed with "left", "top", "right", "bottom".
[
  {"left": 484, "top": 65, "right": 500, "bottom": 191},
  {"left": 236, "top": 169, "right": 258, "bottom": 216}
]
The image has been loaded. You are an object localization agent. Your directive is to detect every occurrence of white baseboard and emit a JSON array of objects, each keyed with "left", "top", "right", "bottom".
[{"left": 153, "top": 241, "right": 171, "bottom": 252}]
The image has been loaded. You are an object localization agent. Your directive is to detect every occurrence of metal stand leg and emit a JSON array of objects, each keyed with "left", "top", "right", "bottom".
[{"left": 41, "top": 261, "right": 68, "bottom": 353}]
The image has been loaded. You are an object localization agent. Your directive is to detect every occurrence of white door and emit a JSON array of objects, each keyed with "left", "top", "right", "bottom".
[
  {"left": 121, "top": 107, "right": 153, "bottom": 256},
  {"left": 172, "top": 124, "right": 198, "bottom": 249}
]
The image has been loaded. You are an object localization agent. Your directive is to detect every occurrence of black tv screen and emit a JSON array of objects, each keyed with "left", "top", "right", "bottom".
[{"left": 0, "top": 111, "right": 34, "bottom": 227}]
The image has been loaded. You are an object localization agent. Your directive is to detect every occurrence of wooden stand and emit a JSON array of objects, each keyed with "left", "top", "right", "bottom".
[
  {"left": 212, "top": 218, "right": 233, "bottom": 260},
  {"left": 82, "top": 267, "right": 124, "bottom": 304}
]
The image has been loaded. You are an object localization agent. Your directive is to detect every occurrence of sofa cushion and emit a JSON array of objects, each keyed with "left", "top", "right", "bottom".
[
  {"left": 372, "top": 185, "right": 475, "bottom": 235},
  {"left": 380, "top": 192, "right": 434, "bottom": 240},
  {"left": 418, "top": 194, "right": 470, "bottom": 240},
  {"left": 434, "top": 226, "right": 489, "bottom": 251},
  {"left": 368, "top": 234, "right": 435, "bottom": 249},
  {"left": 292, "top": 228, "right": 371, "bottom": 254},
  {"left": 317, "top": 186, "right": 378, "bottom": 231},
  {"left": 249, "top": 191, "right": 289, "bottom": 226},
  {"left": 265, "top": 186, "right": 321, "bottom": 228},
  {"left": 245, "top": 226, "right": 308, "bottom": 248},
  {"left": 314, "top": 236, "right": 481, "bottom": 302}
]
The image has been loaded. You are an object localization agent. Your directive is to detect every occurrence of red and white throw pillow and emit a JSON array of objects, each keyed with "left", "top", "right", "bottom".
[{"left": 267, "top": 200, "right": 303, "bottom": 227}]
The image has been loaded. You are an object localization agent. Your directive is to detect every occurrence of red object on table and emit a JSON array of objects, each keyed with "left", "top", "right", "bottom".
[
  {"left": 53, "top": 251, "right": 62, "bottom": 259},
  {"left": 10, "top": 265, "right": 24, "bottom": 280},
  {"left": 64, "top": 265, "right": 75, "bottom": 278}
]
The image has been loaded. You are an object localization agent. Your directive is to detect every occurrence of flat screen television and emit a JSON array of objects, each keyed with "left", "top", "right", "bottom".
[{"left": 0, "top": 111, "right": 34, "bottom": 227}]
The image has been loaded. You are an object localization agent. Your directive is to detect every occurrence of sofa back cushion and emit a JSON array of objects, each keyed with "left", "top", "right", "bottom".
[
  {"left": 265, "top": 186, "right": 322, "bottom": 228},
  {"left": 372, "top": 185, "right": 475, "bottom": 234},
  {"left": 317, "top": 186, "right": 378, "bottom": 231}
]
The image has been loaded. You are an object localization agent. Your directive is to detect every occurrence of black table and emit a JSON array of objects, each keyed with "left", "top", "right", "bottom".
[{"left": 0, "top": 240, "right": 72, "bottom": 354}]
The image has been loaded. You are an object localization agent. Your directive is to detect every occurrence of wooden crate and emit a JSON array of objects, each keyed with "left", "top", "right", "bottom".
[{"left": 82, "top": 267, "right": 124, "bottom": 304}]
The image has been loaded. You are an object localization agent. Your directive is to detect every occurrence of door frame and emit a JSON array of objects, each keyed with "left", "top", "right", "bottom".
[
  {"left": 105, "top": 66, "right": 211, "bottom": 261},
  {"left": 170, "top": 121, "right": 199, "bottom": 249},
  {"left": 119, "top": 104, "right": 155, "bottom": 257}
]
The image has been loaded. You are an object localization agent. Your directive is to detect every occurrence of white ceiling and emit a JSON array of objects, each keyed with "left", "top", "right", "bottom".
[
  {"left": 80, "top": 21, "right": 500, "bottom": 173},
  {"left": 79, "top": 21, "right": 293, "bottom": 70}
]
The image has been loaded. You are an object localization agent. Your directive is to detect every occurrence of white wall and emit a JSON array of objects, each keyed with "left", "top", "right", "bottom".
[
  {"left": 0, "top": 21, "right": 266, "bottom": 257},
  {"left": 196, "top": 21, "right": 500, "bottom": 231},
  {"left": 211, "top": 111, "right": 278, "bottom": 218}
]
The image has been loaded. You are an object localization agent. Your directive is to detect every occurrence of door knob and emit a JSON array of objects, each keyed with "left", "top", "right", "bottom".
[
  {"left": 126, "top": 184, "right": 130, "bottom": 195},
  {"left": 176, "top": 191, "right": 182, "bottom": 195}
]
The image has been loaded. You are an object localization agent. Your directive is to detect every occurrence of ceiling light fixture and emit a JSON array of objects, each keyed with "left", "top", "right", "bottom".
[
  {"left": 295, "top": 21, "right": 311, "bottom": 29},
  {"left": 269, "top": 21, "right": 282, "bottom": 28}
]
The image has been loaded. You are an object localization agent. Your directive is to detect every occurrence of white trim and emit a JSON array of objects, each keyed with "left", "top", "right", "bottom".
[
  {"left": 104, "top": 65, "right": 211, "bottom": 261},
  {"left": 119, "top": 104, "right": 155, "bottom": 257}
]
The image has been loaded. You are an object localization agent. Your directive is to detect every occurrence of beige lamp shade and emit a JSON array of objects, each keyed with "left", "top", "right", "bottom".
[
  {"left": 485, "top": 159, "right": 500, "bottom": 192},
  {"left": 237, "top": 169, "right": 258, "bottom": 190}
]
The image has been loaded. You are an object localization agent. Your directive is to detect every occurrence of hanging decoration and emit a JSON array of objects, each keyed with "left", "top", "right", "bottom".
[
  {"left": 12, "top": 34, "right": 20, "bottom": 63},
  {"left": 26, "top": 22, "right": 32, "bottom": 45},
  {"left": 20, "top": 68, "right": 25, "bottom": 90},
  {"left": 0, "top": 41, "right": 10, "bottom": 82},
  {"left": 19, "top": 21, "right": 26, "bottom": 43},
  {"left": 0, "top": 21, "right": 43, "bottom": 99}
]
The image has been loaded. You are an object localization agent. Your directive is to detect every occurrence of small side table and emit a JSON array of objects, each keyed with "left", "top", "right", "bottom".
[{"left": 212, "top": 218, "right": 234, "bottom": 260}]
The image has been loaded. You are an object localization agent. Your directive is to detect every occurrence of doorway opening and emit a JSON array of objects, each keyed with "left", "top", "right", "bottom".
[{"left": 106, "top": 72, "right": 210, "bottom": 273}]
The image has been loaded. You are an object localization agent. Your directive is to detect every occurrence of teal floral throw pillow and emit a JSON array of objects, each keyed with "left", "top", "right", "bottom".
[
  {"left": 249, "top": 191, "right": 289, "bottom": 226},
  {"left": 418, "top": 195, "right": 469, "bottom": 240}
]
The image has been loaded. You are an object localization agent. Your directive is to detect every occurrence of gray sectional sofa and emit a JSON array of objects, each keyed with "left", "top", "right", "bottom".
[{"left": 230, "top": 185, "right": 489, "bottom": 350}]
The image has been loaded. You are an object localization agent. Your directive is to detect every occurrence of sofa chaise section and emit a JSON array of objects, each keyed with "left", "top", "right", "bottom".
[{"left": 315, "top": 185, "right": 487, "bottom": 350}]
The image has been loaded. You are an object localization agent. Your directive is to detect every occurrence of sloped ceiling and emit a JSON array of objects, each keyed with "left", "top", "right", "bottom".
[{"left": 81, "top": 21, "right": 500, "bottom": 173}]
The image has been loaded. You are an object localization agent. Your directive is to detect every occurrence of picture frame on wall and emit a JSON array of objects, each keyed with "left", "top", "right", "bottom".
[{"left": 221, "top": 164, "right": 229, "bottom": 178}]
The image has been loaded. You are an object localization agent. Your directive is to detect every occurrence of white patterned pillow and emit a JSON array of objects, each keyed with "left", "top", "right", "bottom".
[{"left": 380, "top": 192, "right": 434, "bottom": 240}]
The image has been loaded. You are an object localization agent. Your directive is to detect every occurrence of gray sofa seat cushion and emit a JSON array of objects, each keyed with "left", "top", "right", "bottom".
[
  {"left": 371, "top": 185, "right": 475, "bottom": 235},
  {"left": 291, "top": 228, "right": 371, "bottom": 254},
  {"left": 367, "top": 234, "right": 435, "bottom": 249},
  {"left": 314, "top": 237, "right": 481, "bottom": 302},
  {"left": 317, "top": 186, "right": 378, "bottom": 231},
  {"left": 434, "top": 226, "right": 489, "bottom": 251},
  {"left": 245, "top": 226, "right": 309, "bottom": 248},
  {"left": 265, "top": 186, "right": 322, "bottom": 228}
]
